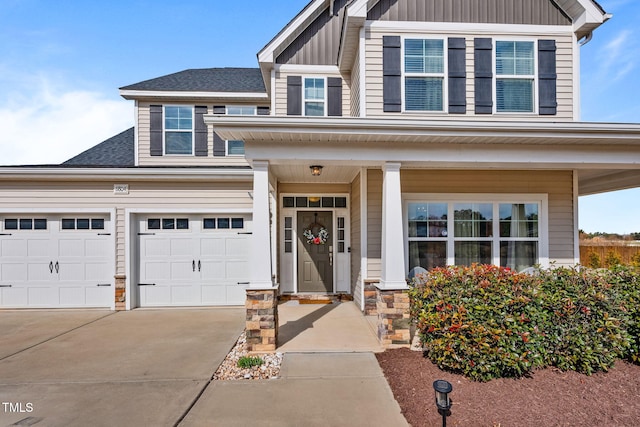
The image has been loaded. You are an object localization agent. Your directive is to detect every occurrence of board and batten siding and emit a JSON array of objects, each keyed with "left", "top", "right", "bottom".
[
  {"left": 137, "top": 102, "right": 252, "bottom": 167},
  {"left": 0, "top": 180, "right": 253, "bottom": 279},
  {"left": 365, "top": 29, "right": 574, "bottom": 120},
  {"left": 367, "top": 0, "right": 571, "bottom": 25},
  {"left": 365, "top": 169, "right": 575, "bottom": 279},
  {"left": 276, "top": 0, "right": 349, "bottom": 65},
  {"left": 350, "top": 172, "right": 362, "bottom": 308},
  {"left": 274, "top": 70, "right": 351, "bottom": 117}
]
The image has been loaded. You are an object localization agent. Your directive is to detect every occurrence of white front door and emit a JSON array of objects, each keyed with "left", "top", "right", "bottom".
[
  {"left": 138, "top": 215, "right": 251, "bottom": 307},
  {"left": 0, "top": 216, "right": 113, "bottom": 308}
]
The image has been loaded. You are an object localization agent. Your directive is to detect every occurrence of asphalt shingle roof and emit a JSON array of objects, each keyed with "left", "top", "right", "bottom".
[
  {"left": 119, "top": 68, "right": 266, "bottom": 93},
  {"left": 62, "top": 127, "right": 135, "bottom": 167}
]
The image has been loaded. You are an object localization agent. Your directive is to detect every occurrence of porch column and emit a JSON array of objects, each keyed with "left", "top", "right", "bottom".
[
  {"left": 380, "top": 162, "right": 407, "bottom": 289},
  {"left": 250, "top": 160, "right": 274, "bottom": 289}
]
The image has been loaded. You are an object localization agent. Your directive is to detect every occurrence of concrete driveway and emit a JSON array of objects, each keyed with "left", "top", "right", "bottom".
[{"left": 0, "top": 308, "right": 245, "bottom": 427}]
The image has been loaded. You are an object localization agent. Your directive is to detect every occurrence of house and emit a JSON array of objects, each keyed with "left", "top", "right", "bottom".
[{"left": 1, "top": 0, "right": 639, "bottom": 350}]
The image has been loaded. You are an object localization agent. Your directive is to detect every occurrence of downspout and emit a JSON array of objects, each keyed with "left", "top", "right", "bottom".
[{"left": 579, "top": 32, "right": 593, "bottom": 47}]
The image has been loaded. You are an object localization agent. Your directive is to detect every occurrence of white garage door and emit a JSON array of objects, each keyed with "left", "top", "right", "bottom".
[
  {"left": 138, "top": 215, "right": 251, "bottom": 307},
  {"left": 0, "top": 215, "right": 113, "bottom": 308}
]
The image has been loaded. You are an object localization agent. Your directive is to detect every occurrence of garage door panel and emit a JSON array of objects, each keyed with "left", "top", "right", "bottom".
[
  {"left": 141, "top": 262, "right": 170, "bottom": 281},
  {"left": 171, "top": 239, "right": 196, "bottom": 257},
  {"left": 141, "top": 286, "right": 171, "bottom": 306},
  {"left": 171, "top": 285, "right": 202, "bottom": 306},
  {"left": 201, "top": 260, "right": 225, "bottom": 280},
  {"left": 226, "top": 238, "right": 248, "bottom": 257},
  {"left": 27, "top": 262, "right": 51, "bottom": 282},
  {"left": 58, "top": 263, "right": 84, "bottom": 281},
  {"left": 85, "top": 262, "right": 112, "bottom": 281},
  {"left": 144, "top": 239, "right": 171, "bottom": 257},
  {"left": 201, "top": 285, "right": 227, "bottom": 305},
  {"left": 58, "top": 239, "right": 84, "bottom": 257},
  {"left": 226, "top": 260, "right": 249, "bottom": 279},
  {"left": 60, "top": 287, "right": 85, "bottom": 306},
  {"left": 2, "top": 263, "right": 27, "bottom": 282},
  {"left": 2, "top": 287, "right": 27, "bottom": 306},
  {"left": 28, "top": 286, "right": 57, "bottom": 306},
  {"left": 170, "top": 261, "right": 195, "bottom": 281},
  {"left": 85, "top": 239, "right": 110, "bottom": 258},
  {"left": 86, "top": 287, "right": 112, "bottom": 306},
  {"left": 200, "top": 238, "right": 225, "bottom": 257}
]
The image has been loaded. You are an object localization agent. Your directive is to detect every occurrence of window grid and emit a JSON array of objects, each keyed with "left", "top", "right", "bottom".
[
  {"left": 4, "top": 218, "right": 48, "bottom": 231},
  {"left": 164, "top": 106, "right": 193, "bottom": 155},
  {"left": 337, "top": 217, "right": 346, "bottom": 253},
  {"left": 407, "top": 201, "right": 540, "bottom": 272},
  {"left": 404, "top": 38, "right": 445, "bottom": 112},
  {"left": 284, "top": 216, "right": 293, "bottom": 253},
  {"left": 495, "top": 41, "right": 536, "bottom": 113},
  {"left": 303, "top": 78, "right": 326, "bottom": 117}
]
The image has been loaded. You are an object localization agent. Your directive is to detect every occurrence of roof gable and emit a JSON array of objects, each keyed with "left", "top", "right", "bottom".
[{"left": 63, "top": 128, "right": 135, "bottom": 167}]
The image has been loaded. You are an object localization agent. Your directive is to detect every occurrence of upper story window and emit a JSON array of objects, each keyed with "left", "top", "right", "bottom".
[
  {"left": 164, "top": 106, "right": 193, "bottom": 155},
  {"left": 304, "top": 78, "right": 325, "bottom": 116},
  {"left": 495, "top": 41, "right": 535, "bottom": 113},
  {"left": 404, "top": 39, "right": 445, "bottom": 112}
]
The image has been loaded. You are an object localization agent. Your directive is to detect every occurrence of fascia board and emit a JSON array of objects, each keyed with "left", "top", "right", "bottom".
[
  {"left": 0, "top": 168, "right": 254, "bottom": 182},
  {"left": 119, "top": 90, "right": 268, "bottom": 101}
]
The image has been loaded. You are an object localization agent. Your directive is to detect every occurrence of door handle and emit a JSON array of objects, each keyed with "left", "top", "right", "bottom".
[
  {"left": 55, "top": 261, "right": 59, "bottom": 274},
  {"left": 198, "top": 260, "right": 201, "bottom": 272},
  {"left": 192, "top": 260, "right": 196, "bottom": 272},
  {"left": 49, "top": 261, "right": 54, "bottom": 274}
]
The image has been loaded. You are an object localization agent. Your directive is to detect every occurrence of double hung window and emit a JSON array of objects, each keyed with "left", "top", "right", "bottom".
[
  {"left": 164, "top": 106, "right": 193, "bottom": 155},
  {"left": 495, "top": 41, "right": 535, "bottom": 113},
  {"left": 304, "top": 78, "right": 325, "bottom": 116},
  {"left": 404, "top": 39, "right": 445, "bottom": 111},
  {"left": 407, "top": 198, "right": 543, "bottom": 273}
]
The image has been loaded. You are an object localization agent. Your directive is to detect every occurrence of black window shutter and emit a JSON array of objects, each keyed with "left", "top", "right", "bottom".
[
  {"left": 538, "top": 40, "right": 557, "bottom": 115},
  {"left": 213, "top": 106, "right": 226, "bottom": 115},
  {"left": 194, "top": 106, "right": 208, "bottom": 157},
  {"left": 327, "top": 77, "right": 343, "bottom": 117},
  {"left": 150, "top": 105, "right": 163, "bottom": 156},
  {"left": 257, "top": 106, "right": 270, "bottom": 115},
  {"left": 474, "top": 38, "right": 493, "bottom": 114},
  {"left": 383, "top": 36, "right": 402, "bottom": 112},
  {"left": 448, "top": 37, "right": 466, "bottom": 114},
  {"left": 287, "top": 76, "right": 302, "bottom": 116},
  {"left": 213, "top": 133, "right": 226, "bottom": 157}
]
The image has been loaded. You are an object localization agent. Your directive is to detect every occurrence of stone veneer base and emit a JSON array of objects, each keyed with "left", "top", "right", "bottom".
[
  {"left": 376, "top": 287, "right": 411, "bottom": 347},
  {"left": 115, "top": 275, "right": 126, "bottom": 311},
  {"left": 245, "top": 288, "right": 279, "bottom": 352}
]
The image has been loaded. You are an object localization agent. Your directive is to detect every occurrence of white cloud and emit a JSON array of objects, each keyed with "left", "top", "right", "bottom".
[
  {"left": 595, "top": 30, "right": 638, "bottom": 83},
  {"left": 0, "top": 77, "right": 132, "bottom": 165}
]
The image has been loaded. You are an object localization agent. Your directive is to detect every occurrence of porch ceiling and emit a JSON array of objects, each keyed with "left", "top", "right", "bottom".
[{"left": 270, "top": 164, "right": 360, "bottom": 183}]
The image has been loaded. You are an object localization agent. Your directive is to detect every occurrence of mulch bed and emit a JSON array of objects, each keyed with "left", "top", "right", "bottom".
[{"left": 376, "top": 348, "right": 640, "bottom": 427}]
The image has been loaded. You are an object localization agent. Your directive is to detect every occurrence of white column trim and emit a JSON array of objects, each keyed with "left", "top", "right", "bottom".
[
  {"left": 380, "top": 163, "right": 408, "bottom": 290},
  {"left": 359, "top": 26, "right": 367, "bottom": 118},
  {"left": 360, "top": 167, "right": 368, "bottom": 310},
  {"left": 573, "top": 170, "right": 581, "bottom": 265},
  {"left": 250, "top": 160, "right": 276, "bottom": 289}
]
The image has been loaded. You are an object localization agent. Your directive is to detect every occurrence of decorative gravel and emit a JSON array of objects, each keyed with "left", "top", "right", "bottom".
[{"left": 213, "top": 331, "right": 283, "bottom": 380}]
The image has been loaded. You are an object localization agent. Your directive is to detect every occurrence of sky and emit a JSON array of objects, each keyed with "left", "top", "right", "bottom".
[{"left": 0, "top": 0, "right": 638, "bottom": 234}]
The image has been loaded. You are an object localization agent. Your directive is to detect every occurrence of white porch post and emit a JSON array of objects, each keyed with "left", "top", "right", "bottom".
[
  {"left": 250, "top": 160, "right": 274, "bottom": 288},
  {"left": 380, "top": 162, "right": 408, "bottom": 289}
]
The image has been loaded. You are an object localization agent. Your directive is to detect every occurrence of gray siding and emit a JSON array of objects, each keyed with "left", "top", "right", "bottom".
[
  {"left": 350, "top": 48, "right": 361, "bottom": 117},
  {"left": 276, "top": 0, "right": 349, "bottom": 65},
  {"left": 368, "top": 0, "right": 571, "bottom": 25}
]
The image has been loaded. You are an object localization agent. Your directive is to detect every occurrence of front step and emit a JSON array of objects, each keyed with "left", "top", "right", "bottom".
[{"left": 279, "top": 293, "right": 353, "bottom": 304}]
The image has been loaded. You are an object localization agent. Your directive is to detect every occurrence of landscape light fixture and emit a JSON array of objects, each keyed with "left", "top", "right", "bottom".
[
  {"left": 310, "top": 165, "right": 323, "bottom": 176},
  {"left": 433, "top": 379, "right": 453, "bottom": 427}
]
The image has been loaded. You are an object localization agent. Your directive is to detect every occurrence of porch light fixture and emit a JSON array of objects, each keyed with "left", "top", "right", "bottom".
[
  {"left": 310, "top": 165, "right": 323, "bottom": 176},
  {"left": 433, "top": 380, "right": 453, "bottom": 427}
]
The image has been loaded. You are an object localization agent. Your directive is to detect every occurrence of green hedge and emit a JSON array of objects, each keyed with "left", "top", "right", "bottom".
[{"left": 409, "top": 264, "right": 640, "bottom": 382}]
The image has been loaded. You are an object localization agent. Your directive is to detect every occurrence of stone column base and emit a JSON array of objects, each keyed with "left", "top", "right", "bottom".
[
  {"left": 115, "top": 275, "right": 126, "bottom": 311},
  {"left": 364, "top": 281, "right": 379, "bottom": 315},
  {"left": 376, "top": 288, "right": 411, "bottom": 347},
  {"left": 245, "top": 288, "right": 278, "bottom": 352}
]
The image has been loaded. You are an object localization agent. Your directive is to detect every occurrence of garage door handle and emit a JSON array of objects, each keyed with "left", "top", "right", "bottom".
[
  {"left": 138, "top": 283, "right": 156, "bottom": 286},
  {"left": 49, "top": 262, "right": 54, "bottom": 274},
  {"left": 192, "top": 260, "right": 196, "bottom": 272},
  {"left": 237, "top": 232, "right": 252, "bottom": 235},
  {"left": 97, "top": 284, "right": 111, "bottom": 287},
  {"left": 138, "top": 233, "right": 156, "bottom": 236},
  {"left": 97, "top": 233, "right": 111, "bottom": 236},
  {"left": 0, "top": 233, "right": 12, "bottom": 236},
  {"left": 0, "top": 285, "right": 11, "bottom": 288},
  {"left": 198, "top": 260, "right": 201, "bottom": 272},
  {"left": 237, "top": 282, "right": 250, "bottom": 285},
  {"left": 55, "top": 261, "right": 59, "bottom": 274}
]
